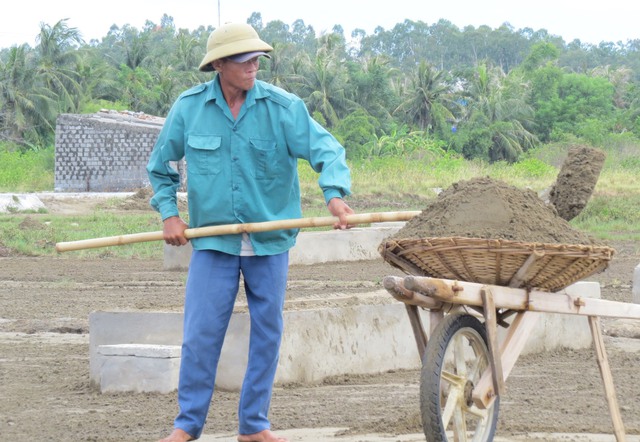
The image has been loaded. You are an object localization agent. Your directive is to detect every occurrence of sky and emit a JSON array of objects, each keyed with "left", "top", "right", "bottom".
[{"left": 1, "top": 0, "right": 639, "bottom": 49}]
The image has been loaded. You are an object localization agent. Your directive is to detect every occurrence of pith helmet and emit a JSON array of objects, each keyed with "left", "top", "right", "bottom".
[{"left": 199, "top": 23, "right": 273, "bottom": 71}]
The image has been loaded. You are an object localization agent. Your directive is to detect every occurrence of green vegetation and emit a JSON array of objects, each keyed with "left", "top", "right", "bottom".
[
  {"left": 0, "top": 146, "right": 54, "bottom": 191},
  {"left": 2, "top": 15, "right": 640, "bottom": 163},
  {"left": 2, "top": 138, "right": 639, "bottom": 259}
]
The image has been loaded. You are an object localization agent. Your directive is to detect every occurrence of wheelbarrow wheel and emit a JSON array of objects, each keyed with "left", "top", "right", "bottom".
[{"left": 420, "top": 313, "right": 499, "bottom": 442}]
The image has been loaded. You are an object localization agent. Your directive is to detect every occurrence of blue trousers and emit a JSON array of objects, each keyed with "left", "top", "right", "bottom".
[{"left": 174, "top": 249, "right": 289, "bottom": 438}]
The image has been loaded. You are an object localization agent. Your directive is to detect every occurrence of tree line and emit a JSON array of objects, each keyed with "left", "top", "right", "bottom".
[{"left": 1, "top": 12, "right": 639, "bottom": 162}]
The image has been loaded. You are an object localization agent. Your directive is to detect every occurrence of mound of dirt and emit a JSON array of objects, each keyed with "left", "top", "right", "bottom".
[
  {"left": 390, "top": 176, "right": 597, "bottom": 245},
  {"left": 549, "top": 146, "right": 606, "bottom": 221},
  {"left": 109, "top": 187, "right": 188, "bottom": 213},
  {"left": 116, "top": 187, "right": 156, "bottom": 211}
]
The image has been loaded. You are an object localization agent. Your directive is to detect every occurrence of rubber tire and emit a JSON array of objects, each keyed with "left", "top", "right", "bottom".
[{"left": 420, "top": 313, "right": 500, "bottom": 442}]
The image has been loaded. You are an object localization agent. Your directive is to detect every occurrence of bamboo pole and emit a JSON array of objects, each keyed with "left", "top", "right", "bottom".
[{"left": 55, "top": 211, "right": 421, "bottom": 253}]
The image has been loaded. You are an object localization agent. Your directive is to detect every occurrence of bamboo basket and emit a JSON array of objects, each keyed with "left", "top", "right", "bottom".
[{"left": 379, "top": 236, "right": 615, "bottom": 292}]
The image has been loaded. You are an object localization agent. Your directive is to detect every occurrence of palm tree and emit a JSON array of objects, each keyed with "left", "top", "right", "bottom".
[
  {"left": 299, "top": 33, "right": 356, "bottom": 127},
  {"left": 173, "top": 30, "right": 200, "bottom": 72},
  {"left": 0, "top": 45, "right": 57, "bottom": 149},
  {"left": 394, "top": 61, "right": 456, "bottom": 134},
  {"left": 35, "top": 19, "right": 83, "bottom": 113},
  {"left": 348, "top": 55, "right": 399, "bottom": 125},
  {"left": 460, "top": 62, "right": 538, "bottom": 162}
]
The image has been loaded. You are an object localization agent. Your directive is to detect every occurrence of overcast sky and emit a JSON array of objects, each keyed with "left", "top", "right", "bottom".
[{"left": 1, "top": 0, "right": 638, "bottom": 49}]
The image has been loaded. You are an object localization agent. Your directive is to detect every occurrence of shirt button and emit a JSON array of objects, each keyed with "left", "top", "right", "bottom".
[
  {"left": 232, "top": 126, "right": 238, "bottom": 131},
  {"left": 232, "top": 185, "right": 239, "bottom": 190},
  {"left": 233, "top": 157, "right": 238, "bottom": 161}
]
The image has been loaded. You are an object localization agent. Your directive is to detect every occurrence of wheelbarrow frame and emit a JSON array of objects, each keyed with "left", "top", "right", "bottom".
[{"left": 384, "top": 275, "right": 640, "bottom": 442}]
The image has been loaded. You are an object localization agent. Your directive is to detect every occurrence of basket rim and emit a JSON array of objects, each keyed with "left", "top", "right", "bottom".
[
  {"left": 380, "top": 236, "right": 615, "bottom": 257},
  {"left": 379, "top": 236, "right": 615, "bottom": 291}
]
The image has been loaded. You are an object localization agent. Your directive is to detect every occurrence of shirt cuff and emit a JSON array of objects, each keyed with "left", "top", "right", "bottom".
[{"left": 323, "top": 188, "right": 343, "bottom": 205}]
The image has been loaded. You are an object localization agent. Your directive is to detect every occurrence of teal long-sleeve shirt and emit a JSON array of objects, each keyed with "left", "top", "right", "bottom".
[{"left": 146, "top": 76, "right": 351, "bottom": 256}]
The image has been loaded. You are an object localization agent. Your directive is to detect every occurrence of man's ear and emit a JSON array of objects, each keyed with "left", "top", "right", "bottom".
[{"left": 212, "top": 59, "right": 224, "bottom": 71}]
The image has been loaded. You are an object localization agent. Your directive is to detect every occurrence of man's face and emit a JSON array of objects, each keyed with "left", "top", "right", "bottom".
[{"left": 217, "top": 56, "right": 261, "bottom": 91}]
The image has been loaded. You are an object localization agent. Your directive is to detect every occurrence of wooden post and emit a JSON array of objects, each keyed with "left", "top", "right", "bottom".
[
  {"left": 472, "top": 311, "right": 539, "bottom": 409},
  {"left": 481, "top": 288, "right": 506, "bottom": 397},
  {"left": 404, "top": 305, "right": 428, "bottom": 362},
  {"left": 588, "top": 316, "right": 627, "bottom": 442}
]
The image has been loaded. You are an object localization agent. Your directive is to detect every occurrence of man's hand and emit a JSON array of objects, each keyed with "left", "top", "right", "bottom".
[
  {"left": 327, "top": 198, "right": 355, "bottom": 230},
  {"left": 163, "top": 216, "right": 189, "bottom": 246}
]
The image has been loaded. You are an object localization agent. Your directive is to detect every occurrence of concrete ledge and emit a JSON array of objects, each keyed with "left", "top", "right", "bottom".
[
  {"left": 89, "top": 281, "right": 600, "bottom": 393},
  {"left": 99, "top": 343, "right": 181, "bottom": 358},
  {"left": 633, "top": 263, "right": 640, "bottom": 304},
  {"left": 163, "top": 223, "right": 404, "bottom": 270}
]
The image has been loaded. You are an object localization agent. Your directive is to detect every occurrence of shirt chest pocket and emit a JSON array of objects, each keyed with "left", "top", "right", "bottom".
[
  {"left": 249, "top": 138, "right": 277, "bottom": 180},
  {"left": 187, "top": 135, "right": 222, "bottom": 175}
]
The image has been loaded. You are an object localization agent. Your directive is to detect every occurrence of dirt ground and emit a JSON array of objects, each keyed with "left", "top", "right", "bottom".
[{"left": 1, "top": 195, "right": 640, "bottom": 441}]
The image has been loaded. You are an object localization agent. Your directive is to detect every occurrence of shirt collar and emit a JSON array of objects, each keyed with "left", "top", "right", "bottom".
[{"left": 206, "top": 75, "right": 269, "bottom": 108}]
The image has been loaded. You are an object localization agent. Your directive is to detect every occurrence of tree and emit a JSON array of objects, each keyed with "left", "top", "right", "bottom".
[
  {"left": 454, "top": 62, "right": 538, "bottom": 162},
  {"left": 299, "top": 33, "right": 355, "bottom": 127},
  {"left": 35, "top": 19, "right": 84, "bottom": 113},
  {"left": 0, "top": 45, "right": 57, "bottom": 149},
  {"left": 394, "top": 61, "right": 456, "bottom": 134},
  {"left": 347, "top": 55, "right": 398, "bottom": 128}
]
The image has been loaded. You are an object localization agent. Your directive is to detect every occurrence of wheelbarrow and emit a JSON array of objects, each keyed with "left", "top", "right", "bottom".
[{"left": 379, "top": 236, "right": 640, "bottom": 442}]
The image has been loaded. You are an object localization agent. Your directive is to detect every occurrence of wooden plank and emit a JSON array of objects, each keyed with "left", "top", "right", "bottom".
[
  {"left": 481, "top": 288, "right": 505, "bottom": 397},
  {"left": 403, "top": 276, "right": 640, "bottom": 320},
  {"left": 588, "top": 316, "right": 627, "bottom": 442},
  {"left": 405, "top": 305, "right": 428, "bottom": 362},
  {"left": 430, "top": 310, "right": 444, "bottom": 336},
  {"left": 472, "top": 311, "right": 540, "bottom": 409},
  {"left": 508, "top": 251, "right": 544, "bottom": 288}
]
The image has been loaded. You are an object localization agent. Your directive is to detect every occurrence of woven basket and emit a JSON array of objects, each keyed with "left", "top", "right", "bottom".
[{"left": 379, "top": 237, "right": 615, "bottom": 292}]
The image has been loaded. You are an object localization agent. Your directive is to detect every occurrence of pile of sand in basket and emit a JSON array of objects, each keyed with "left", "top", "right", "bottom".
[
  {"left": 388, "top": 176, "right": 600, "bottom": 245},
  {"left": 379, "top": 176, "right": 613, "bottom": 291}
]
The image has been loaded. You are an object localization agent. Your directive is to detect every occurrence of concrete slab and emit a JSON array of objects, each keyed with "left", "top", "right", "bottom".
[
  {"left": 198, "top": 428, "right": 640, "bottom": 442},
  {"left": 0, "top": 193, "right": 46, "bottom": 213}
]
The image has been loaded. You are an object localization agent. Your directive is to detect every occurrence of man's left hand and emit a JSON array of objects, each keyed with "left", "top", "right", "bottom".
[{"left": 327, "top": 198, "right": 355, "bottom": 230}]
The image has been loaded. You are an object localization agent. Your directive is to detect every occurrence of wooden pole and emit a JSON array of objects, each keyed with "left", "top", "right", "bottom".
[
  {"left": 588, "top": 316, "right": 627, "bottom": 441},
  {"left": 55, "top": 211, "right": 421, "bottom": 253}
]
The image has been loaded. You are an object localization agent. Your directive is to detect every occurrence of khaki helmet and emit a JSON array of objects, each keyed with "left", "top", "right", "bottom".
[{"left": 199, "top": 23, "right": 273, "bottom": 71}]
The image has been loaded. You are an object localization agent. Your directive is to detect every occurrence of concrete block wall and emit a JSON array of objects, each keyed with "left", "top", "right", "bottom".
[{"left": 54, "top": 111, "right": 184, "bottom": 192}]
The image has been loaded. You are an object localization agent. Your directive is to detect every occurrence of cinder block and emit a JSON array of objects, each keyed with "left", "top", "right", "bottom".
[{"left": 97, "top": 344, "right": 181, "bottom": 393}]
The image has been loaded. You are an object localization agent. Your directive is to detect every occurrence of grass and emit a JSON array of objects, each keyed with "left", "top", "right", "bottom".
[
  {"left": 0, "top": 211, "right": 165, "bottom": 259},
  {"left": 1, "top": 140, "right": 640, "bottom": 258}
]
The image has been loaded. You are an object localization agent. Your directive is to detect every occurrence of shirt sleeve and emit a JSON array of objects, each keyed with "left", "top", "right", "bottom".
[
  {"left": 285, "top": 98, "right": 352, "bottom": 204},
  {"left": 146, "top": 103, "right": 185, "bottom": 221}
]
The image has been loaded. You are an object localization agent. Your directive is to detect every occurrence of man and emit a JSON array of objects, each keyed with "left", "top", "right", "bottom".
[{"left": 147, "top": 22, "right": 354, "bottom": 442}]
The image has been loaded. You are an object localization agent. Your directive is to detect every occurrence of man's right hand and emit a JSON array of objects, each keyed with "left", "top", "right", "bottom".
[{"left": 163, "top": 216, "right": 189, "bottom": 246}]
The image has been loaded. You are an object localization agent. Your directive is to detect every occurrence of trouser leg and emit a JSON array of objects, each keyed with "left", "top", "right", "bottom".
[
  {"left": 174, "top": 249, "right": 240, "bottom": 438},
  {"left": 237, "top": 252, "right": 289, "bottom": 435}
]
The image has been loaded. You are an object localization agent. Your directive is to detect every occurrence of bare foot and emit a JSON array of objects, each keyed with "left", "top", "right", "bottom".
[
  {"left": 237, "top": 429, "right": 289, "bottom": 442},
  {"left": 158, "top": 428, "right": 195, "bottom": 442}
]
